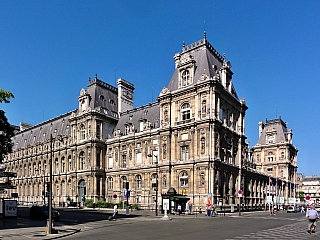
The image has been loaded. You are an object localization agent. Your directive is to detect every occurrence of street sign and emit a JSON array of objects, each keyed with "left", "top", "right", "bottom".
[
  {"left": 238, "top": 189, "right": 243, "bottom": 197},
  {"left": 266, "top": 196, "right": 273, "bottom": 203},
  {"left": 305, "top": 195, "right": 311, "bottom": 201}
]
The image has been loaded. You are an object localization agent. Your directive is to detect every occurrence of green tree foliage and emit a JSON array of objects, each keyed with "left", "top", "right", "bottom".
[
  {"left": 0, "top": 89, "right": 15, "bottom": 163},
  {"left": 0, "top": 89, "right": 14, "bottom": 103}
]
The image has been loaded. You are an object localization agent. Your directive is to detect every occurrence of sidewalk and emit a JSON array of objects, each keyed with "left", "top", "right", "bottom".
[{"left": 0, "top": 218, "right": 81, "bottom": 240}]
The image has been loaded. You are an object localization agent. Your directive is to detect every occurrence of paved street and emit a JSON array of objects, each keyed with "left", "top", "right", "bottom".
[
  {"left": 0, "top": 208, "right": 319, "bottom": 240},
  {"left": 60, "top": 210, "right": 319, "bottom": 240}
]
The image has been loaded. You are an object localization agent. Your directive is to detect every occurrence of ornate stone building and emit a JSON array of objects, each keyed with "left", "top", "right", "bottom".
[
  {"left": 4, "top": 35, "right": 294, "bottom": 210},
  {"left": 252, "top": 118, "right": 298, "bottom": 205}
]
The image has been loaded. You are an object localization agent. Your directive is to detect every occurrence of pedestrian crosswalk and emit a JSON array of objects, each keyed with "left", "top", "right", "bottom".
[{"left": 225, "top": 219, "right": 319, "bottom": 239}]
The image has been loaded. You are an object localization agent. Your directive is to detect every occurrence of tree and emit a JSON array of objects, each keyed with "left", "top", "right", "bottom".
[
  {"left": 0, "top": 89, "right": 14, "bottom": 103},
  {"left": 0, "top": 89, "right": 15, "bottom": 163}
]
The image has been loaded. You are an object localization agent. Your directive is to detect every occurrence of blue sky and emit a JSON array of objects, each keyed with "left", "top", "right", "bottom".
[{"left": 1, "top": 1, "right": 319, "bottom": 176}]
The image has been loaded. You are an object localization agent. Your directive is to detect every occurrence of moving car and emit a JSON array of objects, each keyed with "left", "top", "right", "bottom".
[
  {"left": 287, "top": 206, "right": 297, "bottom": 213},
  {"left": 30, "top": 205, "right": 60, "bottom": 221}
]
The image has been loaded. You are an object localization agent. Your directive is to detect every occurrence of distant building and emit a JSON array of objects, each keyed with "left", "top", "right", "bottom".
[
  {"left": 252, "top": 118, "right": 298, "bottom": 205},
  {"left": 4, "top": 34, "right": 297, "bottom": 210},
  {"left": 296, "top": 174, "right": 320, "bottom": 204}
]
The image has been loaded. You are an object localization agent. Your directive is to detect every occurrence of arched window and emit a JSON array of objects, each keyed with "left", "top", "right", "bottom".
[
  {"left": 55, "top": 158, "right": 59, "bottom": 173},
  {"left": 136, "top": 175, "right": 142, "bottom": 189},
  {"left": 180, "top": 171, "right": 188, "bottom": 187},
  {"left": 79, "top": 151, "right": 85, "bottom": 169},
  {"left": 61, "top": 156, "right": 65, "bottom": 172},
  {"left": 200, "top": 172, "right": 205, "bottom": 187},
  {"left": 182, "top": 70, "right": 190, "bottom": 86},
  {"left": 80, "top": 125, "right": 86, "bottom": 140},
  {"left": 181, "top": 103, "right": 190, "bottom": 120},
  {"left": 108, "top": 177, "right": 113, "bottom": 190},
  {"left": 68, "top": 155, "right": 72, "bottom": 171}
]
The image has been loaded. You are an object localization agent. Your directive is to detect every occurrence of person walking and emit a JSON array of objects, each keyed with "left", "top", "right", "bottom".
[
  {"left": 113, "top": 204, "right": 118, "bottom": 219},
  {"left": 306, "top": 204, "right": 319, "bottom": 234},
  {"left": 177, "top": 204, "right": 182, "bottom": 215}
]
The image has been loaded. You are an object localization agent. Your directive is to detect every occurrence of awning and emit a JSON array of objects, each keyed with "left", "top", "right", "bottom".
[{"left": 170, "top": 196, "right": 190, "bottom": 201}]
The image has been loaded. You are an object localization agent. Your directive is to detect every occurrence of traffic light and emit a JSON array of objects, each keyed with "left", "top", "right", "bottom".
[
  {"left": 46, "top": 182, "right": 50, "bottom": 190},
  {"left": 125, "top": 182, "right": 129, "bottom": 190},
  {"left": 42, "top": 190, "right": 45, "bottom": 196}
]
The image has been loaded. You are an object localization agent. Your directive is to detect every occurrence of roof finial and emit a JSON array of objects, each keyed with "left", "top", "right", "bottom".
[
  {"left": 182, "top": 41, "right": 185, "bottom": 48},
  {"left": 203, "top": 20, "right": 206, "bottom": 40},
  {"left": 95, "top": 74, "right": 98, "bottom": 80}
]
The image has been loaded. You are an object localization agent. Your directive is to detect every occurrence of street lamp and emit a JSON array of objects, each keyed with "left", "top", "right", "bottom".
[{"left": 148, "top": 153, "right": 158, "bottom": 216}]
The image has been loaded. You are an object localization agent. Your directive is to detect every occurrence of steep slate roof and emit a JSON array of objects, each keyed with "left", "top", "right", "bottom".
[
  {"left": 87, "top": 77, "right": 119, "bottom": 117},
  {"left": 113, "top": 102, "right": 160, "bottom": 136},
  {"left": 167, "top": 35, "right": 225, "bottom": 91},
  {"left": 12, "top": 111, "right": 74, "bottom": 151},
  {"left": 257, "top": 118, "right": 289, "bottom": 145}
]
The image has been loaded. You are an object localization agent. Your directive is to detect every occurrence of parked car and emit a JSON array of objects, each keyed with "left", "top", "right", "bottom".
[
  {"left": 30, "top": 205, "right": 60, "bottom": 221},
  {"left": 287, "top": 206, "right": 297, "bottom": 213},
  {"left": 23, "top": 202, "right": 35, "bottom": 206}
]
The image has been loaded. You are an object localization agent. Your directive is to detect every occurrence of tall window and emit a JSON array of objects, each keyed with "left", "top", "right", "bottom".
[
  {"left": 68, "top": 155, "right": 72, "bottom": 171},
  {"left": 200, "top": 172, "right": 205, "bottom": 187},
  {"left": 96, "top": 149, "right": 101, "bottom": 167},
  {"left": 181, "top": 103, "right": 190, "bottom": 120},
  {"left": 181, "top": 145, "right": 189, "bottom": 161},
  {"left": 182, "top": 70, "right": 190, "bottom": 86},
  {"left": 268, "top": 151, "right": 274, "bottom": 162},
  {"left": 79, "top": 151, "right": 85, "bottom": 169},
  {"left": 121, "top": 155, "right": 126, "bottom": 168},
  {"left": 80, "top": 125, "right": 86, "bottom": 140},
  {"left": 121, "top": 176, "right": 127, "bottom": 189},
  {"left": 96, "top": 121, "right": 101, "bottom": 139},
  {"left": 151, "top": 173, "right": 158, "bottom": 190},
  {"left": 61, "top": 157, "right": 65, "bottom": 172},
  {"left": 108, "top": 177, "right": 113, "bottom": 190},
  {"left": 180, "top": 171, "right": 188, "bottom": 187},
  {"left": 55, "top": 158, "right": 59, "bottom": 173},
  {"left": 136, "top": 175, "right": 142, "bottom": 189}
]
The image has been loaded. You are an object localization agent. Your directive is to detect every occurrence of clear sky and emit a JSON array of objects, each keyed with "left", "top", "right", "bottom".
[{"left": 1, "top": 1, "right": 319, "bottom": 176}]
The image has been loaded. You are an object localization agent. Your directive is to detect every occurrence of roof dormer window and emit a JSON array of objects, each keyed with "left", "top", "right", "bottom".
[{"left": 182, "top": 70, "right": 190, "bottom": 87}]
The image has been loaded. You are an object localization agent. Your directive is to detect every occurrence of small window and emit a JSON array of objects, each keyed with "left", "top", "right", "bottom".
[{"left": 99, "top": 95, "right": 105, "bottom": 101}]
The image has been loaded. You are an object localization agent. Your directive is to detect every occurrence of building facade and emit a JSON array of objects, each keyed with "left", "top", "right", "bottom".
[
  {"left": 3, "top": 35, "right": 297, "bottom": 210},
  {"left": 252, "top": 118, "right": 298, "bottom": 205},
  {"left": 296, "top": 174, "right": 320, "bottom": 204}
]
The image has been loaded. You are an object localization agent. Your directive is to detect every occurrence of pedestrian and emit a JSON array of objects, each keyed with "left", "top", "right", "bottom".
[
  {"left": 270, "top": 205, "right": 275, "bottom": 216},
  {"left": 113, "top": 204, "right": 118, "bottom": 219},
  {"left": 301, "top": 206, "right": 305, "bottom": 213},
  {"left": 177, "top": 204, "right": 182, "bottom": 215},
  {"left": 211, "top": 205, "right": 216, "bottom": 217}
]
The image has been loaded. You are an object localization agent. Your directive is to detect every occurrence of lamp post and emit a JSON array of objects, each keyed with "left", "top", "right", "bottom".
[
  {"left": 148, "top": 153, "right": 158, "bottom": 216},
  {"left": 47, "top": 134, "right": 53, "bottom": 234}
]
